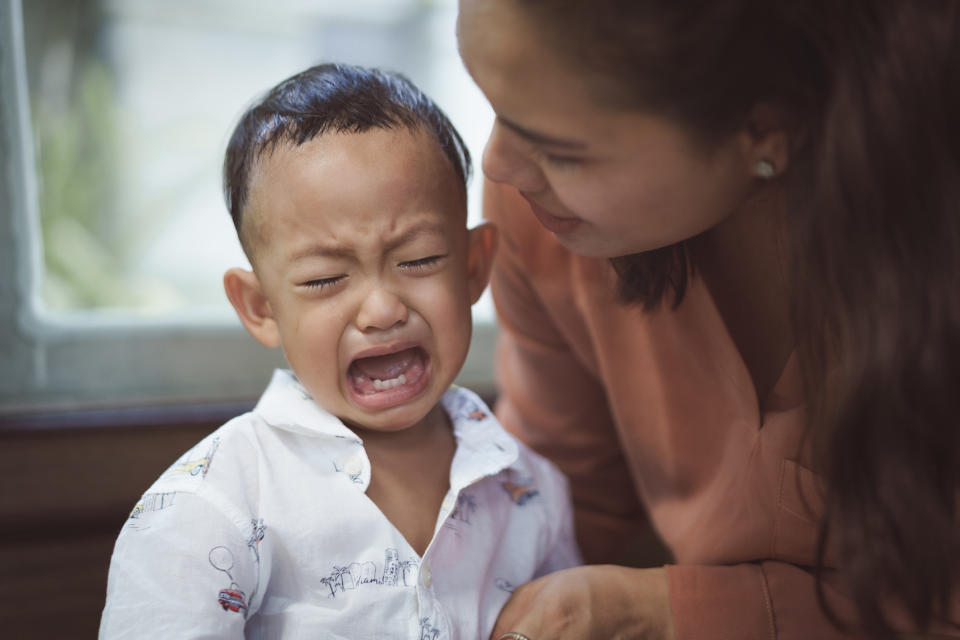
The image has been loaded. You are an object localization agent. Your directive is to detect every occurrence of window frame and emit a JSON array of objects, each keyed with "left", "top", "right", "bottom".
[{"left": 0, "top": 0, "right": 496, "bottom": 419}]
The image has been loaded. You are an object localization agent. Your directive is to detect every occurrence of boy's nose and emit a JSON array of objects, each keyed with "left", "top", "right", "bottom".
[
  {"left": 482, "top": 121, "right": 547, "bottom": 192},
  {"left": 355, "top": 286, "right": 409, "bottom": 333}
]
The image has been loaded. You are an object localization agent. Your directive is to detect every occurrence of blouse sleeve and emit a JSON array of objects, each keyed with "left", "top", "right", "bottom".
[{"left": 484, "top": 181, "right": 648, "bottom": 564}]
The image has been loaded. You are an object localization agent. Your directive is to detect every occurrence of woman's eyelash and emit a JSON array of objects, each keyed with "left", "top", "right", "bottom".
[
  {"left": 301, "top": 275, "right": 345, "bottom": 290},
  {"left": 400, "top": 255, "right": 445, "bottom": 270},
  {"left": 532, "top": 146, "right": 582, "bottom": 167}
]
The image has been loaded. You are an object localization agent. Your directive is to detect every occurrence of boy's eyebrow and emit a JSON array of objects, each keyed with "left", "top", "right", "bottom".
[
  {"left": 384, "top": 219, "right": 448, "bottom": 252},
  {"left": 287, "top": 220, "right": 448, "bottom": 262},
  {"left": 497, "top": 115, "right": 588, "bottom": 150},
  {"left": 288, "top": 244, "right": 353, "bottom": 262}
]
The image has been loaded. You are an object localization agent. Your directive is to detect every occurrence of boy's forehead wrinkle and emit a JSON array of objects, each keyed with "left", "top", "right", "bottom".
[
  {"left": 287, "top": 241, "right": 353, "bottom": 263},
  {"left": 284, "top": 217, "right": 451, "bottom": 265},
  {"left": 383, "top": 218, "right": 449, "bottom": 251},
  {"left": 249, "top": 128, "right": 467, "bottom": 267}
]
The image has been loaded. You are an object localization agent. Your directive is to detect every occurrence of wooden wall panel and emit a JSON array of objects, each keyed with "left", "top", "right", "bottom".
[{"left": 0, "top": 417, "right": 224, "bottom": 638}]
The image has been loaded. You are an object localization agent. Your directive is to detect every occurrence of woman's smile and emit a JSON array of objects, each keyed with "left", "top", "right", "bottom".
[{"left": 522, "top": 195, "right": 583, "bottom": 235}]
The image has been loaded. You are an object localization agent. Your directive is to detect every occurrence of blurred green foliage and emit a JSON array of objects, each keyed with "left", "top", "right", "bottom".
[
  {"left": 34, "top": 60, "right": 130, "bottom": 311},
  {"left": 26, "top": 0, "right": 152, "bottom": 312}
]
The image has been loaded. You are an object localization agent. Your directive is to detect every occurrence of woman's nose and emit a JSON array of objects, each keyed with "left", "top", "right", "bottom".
[
  {"left": 355, "top": 285, "right": 409, "bottom": 333},
  {"left": 481, "top": 120, "right": 546, "bottom": 193}
]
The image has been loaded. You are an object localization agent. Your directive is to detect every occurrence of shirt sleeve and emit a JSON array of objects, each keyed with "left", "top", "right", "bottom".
[
  {"left": 99, "top": 490, "right": 262, "bottom": 639},
  {"left": 484, "top": 180, "right": 648, "bottom": 564},
  {"left": 533, "top": 470, "right": 583, "bottom": 578}
]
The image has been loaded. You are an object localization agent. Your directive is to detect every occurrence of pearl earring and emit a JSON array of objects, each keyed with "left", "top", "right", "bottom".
[{"left": 754, "top": 159, "right": 776, "bottom": 179}]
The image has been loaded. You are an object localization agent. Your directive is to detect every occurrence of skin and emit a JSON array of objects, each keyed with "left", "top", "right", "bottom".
[
  {"left": 457, "top": 0, "right": 790, "bottom": 261},
  {"left": 457, "top": 0, "right": 795, "bottom": 637},
  {"left": 224, "top": 127, "right": 497, "bottom": 554}
]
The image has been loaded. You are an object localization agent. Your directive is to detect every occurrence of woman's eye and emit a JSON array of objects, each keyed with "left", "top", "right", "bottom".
[
  {"left": 300, "top": 275, "right": 346, "bottom": 291},
  {"left": 399, "top": 255, "right": 446, "bottom": 271},
  {"left": 543, "top": 153, "right": 581, "bottom": 168},
  {"left": 532, "top": 146, "right": 582, "bottom": 168}
]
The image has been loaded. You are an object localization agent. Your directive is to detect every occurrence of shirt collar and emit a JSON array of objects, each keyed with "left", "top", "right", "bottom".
[
  {"left": 253, "top": 370, "right": 526, "bottom": 486},
  {"left": 441, "top": 386, "right": 523, "bottom": 489},
  {"left": 253, "top": 369, "right": 362, "bottom": 443}
]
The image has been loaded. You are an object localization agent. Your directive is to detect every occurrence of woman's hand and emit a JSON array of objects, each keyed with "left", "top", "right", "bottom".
[{"left": 490, "top": 565, "right": 676, "bottom": 640}]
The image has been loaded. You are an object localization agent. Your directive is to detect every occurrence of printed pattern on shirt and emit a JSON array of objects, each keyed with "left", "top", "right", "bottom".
[
  {"left": 320, "top": 547, "right": 419, "bottom": 598},
  {"left": 129, "top": 491, "right": 177, "bottom": 520},
  {"left": 166, "top": 436, "right": 221, "bottom": 479},
  {"left": 419, "top": 617, "right": 441, "bottom": 640},
  {"left": 209, "top": 545, "right": 248, "bottom": 617},
  {"left": 493, "top": 577, "right": 516, "bottom": 593},
  {"left": 501, "top": 469, "right": 539, "bottom": 506},
  {"left": 445, "top": 388, "right": 488, "bottom": 423},
  {"left": 449, "top": 492, "right": 478, "bottom": 524},
  {"left": 208, "top": 518, "right": 267, "bottom": 618}
]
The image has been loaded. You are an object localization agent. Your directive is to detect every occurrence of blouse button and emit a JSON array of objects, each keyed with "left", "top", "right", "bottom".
[
  {"left": 421, "top": 565, "right": 432, "bottom": 587},
  {"left": 343, "top": 455, "right": 363, "bottom": 477}
]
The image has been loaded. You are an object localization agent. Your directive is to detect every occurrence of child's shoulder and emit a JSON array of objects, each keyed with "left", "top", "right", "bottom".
[{"left": 142, "top": 409, "right": 264, "bottom": 498}]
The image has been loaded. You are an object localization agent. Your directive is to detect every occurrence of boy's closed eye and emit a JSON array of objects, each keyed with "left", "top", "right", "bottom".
[
  {"left": 296, "top": 254, "right": 447, "bottom": 292},
  {"left": 398, "top": 254, "right": 448, "bottom": 273},
  {"left": 300, "top": 275, "right": 347, "bottom": 292}
]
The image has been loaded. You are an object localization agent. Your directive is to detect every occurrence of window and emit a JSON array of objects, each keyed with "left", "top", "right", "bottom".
[{"left": 0, "top": 0, "right": 496, "bottom": 416}]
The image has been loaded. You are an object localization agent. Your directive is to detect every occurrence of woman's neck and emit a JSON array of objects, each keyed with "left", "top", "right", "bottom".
[{"left": 689, "top": 184, "right": 794, "bottom": 409}]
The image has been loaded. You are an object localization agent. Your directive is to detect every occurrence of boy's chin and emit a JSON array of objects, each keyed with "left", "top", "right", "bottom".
[{"left": 342, "top": 408, "right": 429, "bottom": 436}]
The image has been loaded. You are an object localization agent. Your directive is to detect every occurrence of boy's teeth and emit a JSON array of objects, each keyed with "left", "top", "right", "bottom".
[{"left": 372, "top": 373, "right": 407, "bottom": 391}]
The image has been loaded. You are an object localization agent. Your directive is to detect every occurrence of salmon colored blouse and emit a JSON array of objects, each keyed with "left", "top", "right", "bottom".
[{"left": 483, "top": 181, "right": 958, "bottom": 639}]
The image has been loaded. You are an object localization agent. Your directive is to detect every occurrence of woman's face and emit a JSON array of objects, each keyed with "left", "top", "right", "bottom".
[{"left": 457, "top": 0, "right": 757, "bottom": 258}]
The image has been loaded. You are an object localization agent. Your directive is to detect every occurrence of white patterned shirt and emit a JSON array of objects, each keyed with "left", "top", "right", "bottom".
[{"left": 100, "top": 369, "right": 581, "bottom": 639}]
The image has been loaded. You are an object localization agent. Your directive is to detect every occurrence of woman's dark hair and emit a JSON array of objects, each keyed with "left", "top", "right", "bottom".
[
  {"left": 792, "top": 2, "right": 960, "bottom": 635},
  {"left": 525, "top": 0, "right": 960, "bottom": 635},
  {"left": 522, "top": 0, "right": 825, "bottom": 310},
  {"left": 223, "top": 63, "right": 471, "bottom": 254}
]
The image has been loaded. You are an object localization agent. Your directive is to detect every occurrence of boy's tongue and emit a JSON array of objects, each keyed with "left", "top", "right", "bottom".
[{"left": 350, "top": 347, "right": 423, "bottom": 383}]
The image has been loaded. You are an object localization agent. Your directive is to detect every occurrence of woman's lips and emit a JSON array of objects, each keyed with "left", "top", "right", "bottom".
[{"left": 523, "top": 197, "right": 583, "bottom": 235}]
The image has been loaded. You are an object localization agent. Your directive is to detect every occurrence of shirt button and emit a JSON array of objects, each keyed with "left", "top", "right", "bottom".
[
  {"left": 441, "top": 495, "right": 455, "bottom": 511},
  {"left": 421, "top": 565, "right": 432, "bottom": 587},
  {"left": 344, "top": 455, "right": 363, "bottom": 477}
]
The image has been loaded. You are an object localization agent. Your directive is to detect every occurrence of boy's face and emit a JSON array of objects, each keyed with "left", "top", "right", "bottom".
[{"left": 226, "top": 127, "right": 494, "bottom": 434}]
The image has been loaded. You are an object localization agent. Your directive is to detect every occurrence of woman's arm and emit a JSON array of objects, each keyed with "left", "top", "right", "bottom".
[
  {"left": 485, "top": 180, "right": 648, "bottom": 564},
  {"left": 489, "top": 560, "right": 910, "bottom": 640},
  {"left": 490, "top": 565, "right": 675, "bottom": 640}
]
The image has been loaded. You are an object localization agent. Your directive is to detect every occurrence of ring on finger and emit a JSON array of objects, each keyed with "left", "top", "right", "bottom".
[{"left": 498, "top": 633, "right": 532, "bottom": 640}]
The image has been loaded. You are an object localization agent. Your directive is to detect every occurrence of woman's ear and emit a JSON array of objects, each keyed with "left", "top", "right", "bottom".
[
  {"left": 465, "top": 222, "right": 499, "bottom": 305},
  {"left": 741, "top": 102, "right": 792, "bottom": 178},
  {"left": 223, "top": 268, "right": 281, "bottom": 348}
]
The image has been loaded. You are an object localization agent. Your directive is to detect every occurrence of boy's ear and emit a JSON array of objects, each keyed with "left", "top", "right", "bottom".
[
  {"left": 223, "top": 268, "right": 281, "bottom": 348},
  {"left": 465, "top": 222, "right": 498, "bottom": 305}
]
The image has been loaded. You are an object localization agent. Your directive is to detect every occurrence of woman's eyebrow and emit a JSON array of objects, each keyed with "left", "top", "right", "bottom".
[{"left": 497, "top": 115, "right": 588, "bottom": 150}]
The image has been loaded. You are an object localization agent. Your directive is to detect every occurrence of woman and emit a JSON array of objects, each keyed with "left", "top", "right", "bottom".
[{"left": 457, "top": 0, "right": 960, "bottom": 638}]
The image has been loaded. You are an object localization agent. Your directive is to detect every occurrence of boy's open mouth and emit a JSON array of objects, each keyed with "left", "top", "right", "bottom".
[{"left": 347, "top": 346, "right": 430, "bottom": 409}]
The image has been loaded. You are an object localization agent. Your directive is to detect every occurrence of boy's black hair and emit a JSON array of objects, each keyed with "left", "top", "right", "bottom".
[{"left": 224, "top": 63, "right": 471, "bottom": 250}]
